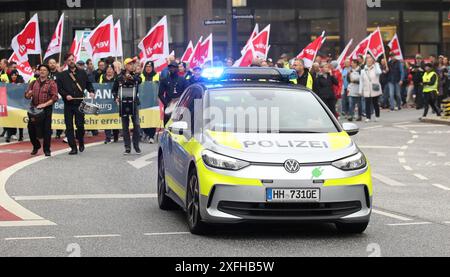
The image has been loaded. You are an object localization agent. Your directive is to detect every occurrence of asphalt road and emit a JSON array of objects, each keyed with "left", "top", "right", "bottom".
[{"left": 1, "top": 109, "right": 449, "bottom": 257}]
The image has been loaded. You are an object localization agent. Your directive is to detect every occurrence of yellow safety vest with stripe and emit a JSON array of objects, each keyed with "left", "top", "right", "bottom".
[
  {"left": 0, "top": 72, "right": 9, "bottom": 83},
  {"left": 291, "top": 72, "right": 314, "bottom": 90},
  {"left": 422, "top": 71, "right": 438, "bottom": 94},
  {"left": 28, "top": 76, "right": 36, "bottom": 83},
  {"left": 140, "top": 73, "right": 160, "bottom": 82}
]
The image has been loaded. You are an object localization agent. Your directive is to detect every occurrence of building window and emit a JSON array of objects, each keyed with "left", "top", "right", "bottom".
[
  {"left": 367, "top": 10, "right": 399, "bottom": 41},
  {"left": 443, "top": 11, "right": 450, "bottom": 56},
  {"left": 403, "top": 11, "right": 440, "bottom": 57},
  {"left": 0, "top": 12, "right": 26, "bottom": 57}
]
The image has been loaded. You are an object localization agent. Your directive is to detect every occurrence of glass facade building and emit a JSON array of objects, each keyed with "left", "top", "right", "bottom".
[{"left": 0, "top": 0, "right": 448, "bottom": 63}]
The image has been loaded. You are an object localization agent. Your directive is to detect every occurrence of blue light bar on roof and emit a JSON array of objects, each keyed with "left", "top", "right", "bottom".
[{"left": 202, "top": 67, "right": 225, "bottom": 79}]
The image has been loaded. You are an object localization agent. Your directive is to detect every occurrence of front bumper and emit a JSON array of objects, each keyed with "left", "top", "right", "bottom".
[{"left": 199, "top": 183, "right": 371, "bottom": 224}]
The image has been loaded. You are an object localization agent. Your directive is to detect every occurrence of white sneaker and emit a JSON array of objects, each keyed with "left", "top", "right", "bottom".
[
  {"left": 374, "top": 117, "right": 379, "bottom": 122},
  {"left": 11, "top": 135, "right": 18, "bottom": 140},
  {"left": 365, "top": 119, "right": 371, "bottom": 123},
  {"left": 63, "top": 137, "right": 68, "bottom": 143},
  {"left": 149, "top": 138, "right": 155, "bottom": 144}
]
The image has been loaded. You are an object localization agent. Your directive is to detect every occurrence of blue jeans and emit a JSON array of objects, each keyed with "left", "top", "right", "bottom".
[
  {"left": 348, "top": 96, "right": 362, "bottom": 118},
  {"left": 388, "top": 82, "right": 402, "bottom": 110},
  {"left": 341, "top": 89, "right": 349, "bottom": 115}
]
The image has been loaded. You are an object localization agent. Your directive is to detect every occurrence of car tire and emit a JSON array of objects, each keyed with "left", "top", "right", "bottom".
[
  {"left": 157, "top": 154, "right": 178, "bottom": 211},
  {"left": 186, "top": 168, "right": 210, "bottom": 235},
  {"left": 335, "top": 222, "right": 369, "bottom": 234}
]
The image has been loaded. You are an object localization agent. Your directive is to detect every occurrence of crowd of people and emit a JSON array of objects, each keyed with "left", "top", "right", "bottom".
[{"left": 0, "top": 50, "right": 449, "bottom": 156}]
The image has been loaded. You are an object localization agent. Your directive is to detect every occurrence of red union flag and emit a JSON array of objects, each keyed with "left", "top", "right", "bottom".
[
  {"left": 181, "top": 41, "right": 194, "bottom": 63},
  {"left": 350, "top": 36, "right": 370, "bottom": 60},
  {"left": 388, "top": 33, "right": 404, "bottom": 61},
  {"left": 233, "top": 46, "right": 255, "bottom": 67},
  {"left": 189, "top": 34, "right": 213, "bottom": 69},
  {"left": 9, "top": 53, "right": 34, "bottom": 83},
  {"left": 138, "top": 16, "right": 169, "bottom": 62},
  {"left": 367, "top": 27, "right": 385, "bottom": 60},
  {"left": 84, "top": 15, "right": 115, "bottom": 60},
  {"left": 114, "top": 20, "right": 123, "bottom": 58},
  {"left": 296, "top": 31, "right": 326, "bottom": 68},
  {"left": 44, "top": 13, "right": 64, "bottom": 61},
  {"left": 241, "top": 24, "right": 259, "bottom": 55},
  {"left": 70, "top": 35, "right": 83, "bottom": 61},
  {"left": 337, "top": 39, "right": 353, "bottom": 70},
  {"left": 0, "top": 87, "right": 7, "bottom": 117},
  {"left": 11, "top": 13, "right": 42, "bottom": 62},
  {"left": 250, "top": 24, "right": 270, "bottom": 59}
]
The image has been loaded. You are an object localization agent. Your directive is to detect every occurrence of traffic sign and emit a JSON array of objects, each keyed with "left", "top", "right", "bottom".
[{"left": 204, "top": 19, "right": 227, "bottom": 26}]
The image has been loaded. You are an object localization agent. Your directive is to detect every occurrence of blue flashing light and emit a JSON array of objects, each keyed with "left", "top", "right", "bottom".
[{"left": 202, "top": 67, "right": 225, "bottom": 79}]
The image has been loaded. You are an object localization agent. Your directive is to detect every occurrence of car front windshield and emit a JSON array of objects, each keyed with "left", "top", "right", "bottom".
[{"left": 204, "top": 87, "right": 339, "bottom": 134}]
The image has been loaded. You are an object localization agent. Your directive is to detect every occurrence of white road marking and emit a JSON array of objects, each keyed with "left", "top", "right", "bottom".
[
  {"left": 372, "top": 209, "right": 412, "bottom": 221},
  {"left": 4, "top": 236, "right": 55, "bottom": 241},
  {"left": 397, "top": 152, "right": 405, "bottom": 157},
  {"left": 429, "top": 151, "right": 447, "bottom": 157},
  {"left": 0, "top": 142, "right": 103, "bottom": 225},
  {"left": 398, "top": 158, "right": 406, "bottom": 164},
  {"left": 403, "top": 166, "right": 413, "bottom": 171},
  {"left": 410, "top": 130, "right": 418, "bottom": 134},
  {"left": 443, "top": 222, "right": 450, "bottom": 224},
  {"left": 393, "top": 121, "right": 412, "bottom": 125},
  {"left": 74, "top": 234, "right": 121, "bottom": 239},
  {"left": 13, "top": 194, "right": 157, "bottom": 201},
  {"left": 144, "top": 232, "right": 191, "bottom": 236},
  {"left": 127, "top": 152, "right": 158, "bottom": 169},
  {"left": 359, "top": 146, "right": 402, "bottom": 150},
  {"left": 363, "top": 125, "right": 383, "bottom": 130},
  {"left": 407, "top": 140, "right": 415, "bottom": 144},
  {"left": 431, "top": 184, "right": 450, "bottom": 191},
  {"left": 412, "top": 135, "right": 419, "bottom": 139},
  {"left": 401, "top": 146, "right": 409, "bottom": 150},
  {"left": 414, "top": 174, "right": 429, "bottom": 181},
  {"left": 372, "top": 173, "right": 406, "bottom": 187},
  {"left": 387, "top": 222, "right": 432, "bottom": 226},
  {"left": 0, "top": 220, "right": 57, "bottom": 227}
]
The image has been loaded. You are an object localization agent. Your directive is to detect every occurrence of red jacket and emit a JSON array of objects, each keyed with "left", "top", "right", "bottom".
[{"left": 332, "top": 69, "right": 343, "bottom": 99}]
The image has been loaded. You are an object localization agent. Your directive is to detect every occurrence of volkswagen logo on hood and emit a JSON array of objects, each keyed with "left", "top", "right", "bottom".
[{"left": 284, "top": 159, "right": 301, "bottom": 173}]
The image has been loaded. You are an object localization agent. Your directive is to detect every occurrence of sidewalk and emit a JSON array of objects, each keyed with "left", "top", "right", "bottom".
[{"left": 420, "top": 116, "right": 450, "bottom": 126}]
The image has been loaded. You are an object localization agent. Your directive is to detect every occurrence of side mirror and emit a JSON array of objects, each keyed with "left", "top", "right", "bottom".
[
  {"left": 168, "top": 121, "right": 189, "bottom": 136},
  {"left": 342, "top": 123, "right": 359, "bottom": 136}
]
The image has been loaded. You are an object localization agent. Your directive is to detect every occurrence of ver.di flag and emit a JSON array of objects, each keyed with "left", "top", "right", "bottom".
[
  {"left": 189, "top": 34, "right": 213, "bottom": 69},
  {"left": 388, "top": 33, "right": 404, "bottom": 61},
  {"left": 350, "top": 36, "right": 370, "bottom": 60},
  {"left": 9, "top": 53, "right": 34, "bottom": 83},
  {"left": 84, "top": 15, "right": 116, "bottom": 61},
  {"left": 337, "top": 39, "right": 353, "bottom": 70},
  {"left": 114, "top": 20, "right": 123, "bottom": 58},
  {"left": 181, "top": 41, "right": 194, "bottom": 63},
  {"left": 367, "top": 27, "right": 385, "bottom": 60},
  {"left": 296, "top": 31, "right": 326, "bottom": 68},
  {"left": 138, "top": 16, "right": 170, "bottom": 63},
  {"left": 233, "top": 45, "right": 256, "bottom": 67},
  {"left": 249, "top": 24, "right": 270, "bottom": 59},
  {"left": 11, "top": 13, "right": 42, "bottom": 62},
  {"left": 44, "top": 13, "right": 65, "bottom": 61}
]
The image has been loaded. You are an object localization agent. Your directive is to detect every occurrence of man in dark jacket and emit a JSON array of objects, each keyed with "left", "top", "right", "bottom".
[
  {"left": 387, "top": 52, "right": 405, "bottom": 111},
  {"left": 411, "top": 54, "right": 425, "bottom": 109},
  {"left": 188, "top": 67, "right": 206, "bottom": 85},
  {"left": 112, "top": 57, "right": 143, "bottom": 155},
  {"left": 158, "top": 61, "right": 189, "bottom": 125},
  {"left": 57, "top": 53, "right": 95, "bottom": 155}
]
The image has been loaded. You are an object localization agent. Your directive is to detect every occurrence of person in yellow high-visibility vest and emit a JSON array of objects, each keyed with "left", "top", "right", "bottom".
[
  {"left": 291, "top": 58, "right": 314, "bottom": 90},
  {"left": 0, "top": 59, "right": 9, "bottom": 83},
  {"left": 140, "top": 61, "right": 160, "bottom": 144},
  {"left": 421, "top": 63, "right": 442, "bottom": 119}
]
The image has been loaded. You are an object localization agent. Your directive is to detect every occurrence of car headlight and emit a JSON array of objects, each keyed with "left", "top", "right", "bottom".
[
  {"left": 332, "top": 152, "right": 367, "bottom": 171},
  {"left": 202, "top": 150, "right": 250, "bottom": 171}
]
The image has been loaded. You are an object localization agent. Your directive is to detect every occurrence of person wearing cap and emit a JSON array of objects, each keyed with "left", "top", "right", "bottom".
[
  {"left": 112, "top": 57, "right": 143, "bottom": 155},
  {"left": 57, "top": 53, "right": 95, "bottom": 155},
  {"left": 158, "top": 61, "right": 189, "bottom": 125},
  {"left": 25, "top": 64, "right": 59, "bottom": 156},
  {"left": 421, "top": 63, "right": 442, "bottom": 119},
  {"left": 411, "top": 54, "right": 425, "bottom": 109},
  {"left": 189, "top": 66, "right": 206, "bottom": 86}
]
